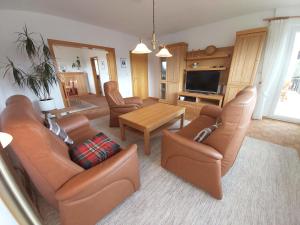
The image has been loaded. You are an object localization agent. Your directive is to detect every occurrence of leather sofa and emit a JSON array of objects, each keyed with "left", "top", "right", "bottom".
[
  {"left": 104, "top": 81, "right": 143, "bottom": 127},
  {"left": 0, "top": 95, "right": 140, "bottom": 225},
  {"left": 161, "top": 86, "right": 257, "bottom": 199}
]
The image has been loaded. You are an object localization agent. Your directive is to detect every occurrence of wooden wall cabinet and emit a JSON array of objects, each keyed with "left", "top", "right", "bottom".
[
  {"left": 224, "top": 27, "right": 267, "bottom": 104},
  {"left": 159, "top": 42, "right": 188, "bottom": 104},
  {"left": 177, "top": 91, "right": 223, "bottom": 120},
  {"left": 59, "top": 72, "right": 89, "bottom": 97}
]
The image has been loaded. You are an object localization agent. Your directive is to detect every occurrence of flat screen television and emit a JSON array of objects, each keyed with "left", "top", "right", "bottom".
[{"left": 185, "top": 70, "right": 220, "bottom": 94}]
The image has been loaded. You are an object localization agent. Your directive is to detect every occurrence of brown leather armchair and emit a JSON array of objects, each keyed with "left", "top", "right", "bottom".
[
  {"left": 0, "top": 95, "right": 140, "bottom": 225},
  {"left": 161, "top": 86, "right": 257, "bottom": 199},
  {"left": 104, "top": 81, "right": 143, "bottom": 127}
]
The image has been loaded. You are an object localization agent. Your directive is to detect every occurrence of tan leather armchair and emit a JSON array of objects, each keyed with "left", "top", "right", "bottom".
[
  {"left": 104, "top": 81, "right": 143, "bottom": 127},
  {"left": 0, "top": 95, "right": 140, "bottom": 225},
  {"left": 161, "top": 86, "right": 257, "bottom": 199}
]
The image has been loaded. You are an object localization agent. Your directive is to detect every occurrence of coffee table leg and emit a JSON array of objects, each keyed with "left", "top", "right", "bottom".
[
  {"left": 120, "top": 120, "right": 126, "bottom": 141},
  {"left": 180, "top": 113, "right": 185, "bottom": 129},
  {"left": 144, "top": 130, "right": 150, "bottom": 155}
]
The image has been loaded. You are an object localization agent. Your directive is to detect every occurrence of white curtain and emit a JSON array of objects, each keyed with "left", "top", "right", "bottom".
[{"left": 253, "top": 19, "right": 291, "bottom": 119}]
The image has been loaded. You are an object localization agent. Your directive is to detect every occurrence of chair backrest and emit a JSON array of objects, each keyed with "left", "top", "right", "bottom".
[
  {"left": 104, "top": 81, "right": 125, "bottom": 106},
  {"left": 203, "top": 86, "right": 257, "bottom": 175},
  {"left": 0, "top": 95, "right": 83, "bottom": 207}
]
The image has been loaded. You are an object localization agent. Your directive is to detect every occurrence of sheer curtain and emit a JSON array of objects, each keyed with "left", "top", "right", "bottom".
[{"left": 253, "top": 19, "right": 291, "bottom": 119}]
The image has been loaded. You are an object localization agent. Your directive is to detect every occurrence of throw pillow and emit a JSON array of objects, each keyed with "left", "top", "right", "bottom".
[
  {"left": 69, "top": 132, "right": 121, "bottom": 169},
  {"left": 194, "top": 121, "right": 222, "bottom": 143},
  {"left": 46, "top": 118, "right": 74, "bottom": 145}
]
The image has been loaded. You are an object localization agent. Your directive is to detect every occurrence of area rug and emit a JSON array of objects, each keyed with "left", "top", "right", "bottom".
[{"left": 39, "top": 116, "right": 300, "bottom": 225}]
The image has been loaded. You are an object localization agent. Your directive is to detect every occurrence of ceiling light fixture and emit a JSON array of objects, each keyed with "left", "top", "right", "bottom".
[
  {"left": 133, "top": 0, "right": 172, "bottom": 57},
  {"left": 132, "top": 39, "right": 152, "bottom": 54},
  {"left": 156, "top": 46, "right": 172, "bottom": 57}
]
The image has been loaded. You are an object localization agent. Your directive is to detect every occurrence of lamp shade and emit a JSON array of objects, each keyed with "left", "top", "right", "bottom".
[
  {"left": 132, "top": 41, "right": 152, "bottom": 54},
  {"left": 156, "top": 47, "right": 172, "bottom": 57},
  {"left": 0, "top": 132, "right": 13, "bottom": 149}
]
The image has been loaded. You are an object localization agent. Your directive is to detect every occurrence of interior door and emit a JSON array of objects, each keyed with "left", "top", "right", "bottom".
[
  {"left": 130, "top": 52, "right": 149, "bottom": 99},
  {"left": 90, "top": 57, "right": 103, "bottom": 96}
]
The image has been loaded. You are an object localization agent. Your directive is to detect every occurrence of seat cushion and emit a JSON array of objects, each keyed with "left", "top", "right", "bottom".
[
  {"left": 69, "top": 132, "right": 121, "bottom": 169},
  {"left": 178, "top": 115, "right": 216, "bottom": 140}
]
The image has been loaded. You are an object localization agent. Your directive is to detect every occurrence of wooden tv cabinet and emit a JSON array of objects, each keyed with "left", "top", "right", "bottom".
[{"left": 177, "top": 91, "right": 223, "bottom": 119}]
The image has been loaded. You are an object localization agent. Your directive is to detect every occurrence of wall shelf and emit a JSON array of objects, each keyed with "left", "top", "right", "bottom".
[
  {"left": 186, "top": 53, "right": 230, "bottom": 60},
  {"left": 186, "top": 67, "right": 227, "bottom": 71}
]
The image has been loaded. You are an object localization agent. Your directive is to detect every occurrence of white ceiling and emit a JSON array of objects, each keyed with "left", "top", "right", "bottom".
[{"left": 1, "top": 0, "right": 299, "bottom": 37}]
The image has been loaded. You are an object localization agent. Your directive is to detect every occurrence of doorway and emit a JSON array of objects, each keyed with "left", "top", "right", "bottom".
[
  {"left": 90, "top": 57, "right": 103, "bottom": 96},
  {"left": 130, "top": 52, "right": 149, "bottom": 99},
  {"left": 48, "top": 39, "right": 118, "bottom": 107},
  {"left": 272, "top": 32, "right": 300, "bottom": 123}
]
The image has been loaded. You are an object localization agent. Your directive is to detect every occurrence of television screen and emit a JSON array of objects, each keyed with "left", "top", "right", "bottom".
[{"left": 185, "top": 70, "right": 220, "bottom": 93}]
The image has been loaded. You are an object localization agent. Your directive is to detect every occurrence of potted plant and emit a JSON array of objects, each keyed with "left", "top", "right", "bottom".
[{"left": 2, "top": 25, "right": 58, "bottom": 112}]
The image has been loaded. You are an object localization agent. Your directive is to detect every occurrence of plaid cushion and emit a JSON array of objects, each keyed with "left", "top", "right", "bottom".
[{"left": 69, "top": 132, "right": 121, "bottom": 169}]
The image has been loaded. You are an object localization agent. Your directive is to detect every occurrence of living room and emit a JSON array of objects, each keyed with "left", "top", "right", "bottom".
[{"left": 0, "top": 1, "right": 299, "bottom": 225}]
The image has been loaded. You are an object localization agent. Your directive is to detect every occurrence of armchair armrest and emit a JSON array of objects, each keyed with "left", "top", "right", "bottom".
[
  {"left": 111, "top": 104, "right": 139, "bottom": 109},
  {"left": 111, "top": 104, "right": 139, "bottom": 113},
  {"left": 200, "top": 105, "right": 222, "bottom": 119},
  {"left": 56, "top": 114, "right": 90, "bottom": 133},
  {"left": 162, "top": 130, "right": 223, "bottom": 161},
  {"left": 161, "top": 130, "right": 223, "bottom": 200},
  {"left": 55, "top": 144, "right": 140, "bottom": 201},
  {"left": 124, "top": 97, "right": 143, "bottom": 106}
]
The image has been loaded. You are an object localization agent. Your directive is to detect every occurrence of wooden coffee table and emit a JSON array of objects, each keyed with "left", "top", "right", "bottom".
[{"left": 119, "top": 103, "right": 185, "bottom": 155}]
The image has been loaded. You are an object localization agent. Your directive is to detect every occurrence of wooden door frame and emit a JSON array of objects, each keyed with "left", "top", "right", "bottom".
[
  {"left": 129, "top": 51, "right": 149, "bottom": 98},
  {"left": 48, "top": 39, "right": 118, "bottom": 107}
]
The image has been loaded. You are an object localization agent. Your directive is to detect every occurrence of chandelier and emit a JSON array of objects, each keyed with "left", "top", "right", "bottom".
[{"left": 132, "top": 0, "right": 172, "bottom": 57}]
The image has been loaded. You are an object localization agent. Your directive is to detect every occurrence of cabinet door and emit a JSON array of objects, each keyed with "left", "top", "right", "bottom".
[
  {"left": 166, "top": 47, "right": 178, "bottom": 82},
  {"left": 166, "top": 47, "right": 185, "bottom": 83},
  {"left": 224, "top": 85, "right": 245, "bottom": 104},
  {"left": 228, "top": 30, "right": 266, "bottom": 85},
  {"left": 160, "top": 83, "right": 167, "bottom": 100},
  {"left": 160, "top": 58, "right": 167, "bottom": 81},
  {"left": 76, "top": 73, "right": 89, "bottom": 95},
  {"left": 224, "top": 28, "right": 266, "bottom": 104},
  {"left": 166, "top": 82, "right": 179, "bottom": 105}
]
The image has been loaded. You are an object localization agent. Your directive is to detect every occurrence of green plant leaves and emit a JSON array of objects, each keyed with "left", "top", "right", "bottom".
[
  {"left": 3, "top": 58, "right": 26, "bottom": 87},
  {"left": 26, "top": 74, "right": 41, "bottom": 98},
  {"left": 40, "top": 35, "right": 51, "bottom": 60},
  {"left": 16, "top": 25, "right": 37, "bottom": 60},
  {"left": 2, "top": 25, "right": 59, "bottom": 100}
]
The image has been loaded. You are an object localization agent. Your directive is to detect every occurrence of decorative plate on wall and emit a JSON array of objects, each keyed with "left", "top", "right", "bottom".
[{"left": 205, "top": 45, "right": 217, "bottom": 55}]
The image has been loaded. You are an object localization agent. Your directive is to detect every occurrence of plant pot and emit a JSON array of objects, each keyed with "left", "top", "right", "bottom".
[{"left": 38, "top": 98, "right": 56, "bottom": 112}]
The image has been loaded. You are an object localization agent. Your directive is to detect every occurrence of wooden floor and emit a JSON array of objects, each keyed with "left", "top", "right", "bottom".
[
  {"left": 72, "top": 95, "right": 300, "bottom": 152},
  {"left": 247, "top": 118, "right": 300, "bottom": 154}
]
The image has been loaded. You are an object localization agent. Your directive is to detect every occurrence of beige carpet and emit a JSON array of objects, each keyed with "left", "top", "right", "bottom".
[{"left": 39, "top": 116, "right": 300, "bottom": 225}]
